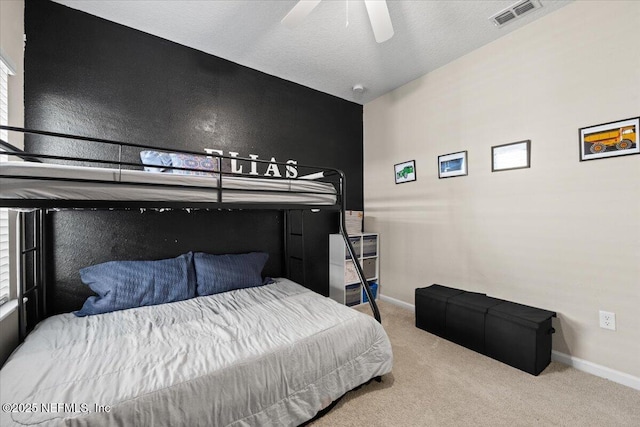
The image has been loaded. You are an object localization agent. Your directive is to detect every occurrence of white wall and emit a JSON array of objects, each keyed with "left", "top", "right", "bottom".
[
  {"left": 0, "top": 0, "right": 24, "bottom": 366},
  {"left": 364, "top": 1, "right": 639, "bottom": 378}
]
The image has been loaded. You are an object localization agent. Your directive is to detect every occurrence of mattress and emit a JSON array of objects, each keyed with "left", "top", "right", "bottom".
[
  {"left": 0, "top": 161, "right": 337, "bottom": 206},
  {"left": 0, "top": 279, "right": 393, "bottom": 426}
]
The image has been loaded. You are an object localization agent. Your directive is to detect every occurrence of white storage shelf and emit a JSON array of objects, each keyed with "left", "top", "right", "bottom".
[{"left": 329, "top": 233, "right": 379, "bottom": 307}]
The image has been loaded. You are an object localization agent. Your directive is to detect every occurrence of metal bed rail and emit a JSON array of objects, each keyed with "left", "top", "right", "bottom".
[{"left": 0, "top": 126, "right": 342, "bottom": 210}]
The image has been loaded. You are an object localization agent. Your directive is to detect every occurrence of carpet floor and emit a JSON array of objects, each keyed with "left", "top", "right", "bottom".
[{"left": 310, "top": 300, "right": 640, "bottom": 426}]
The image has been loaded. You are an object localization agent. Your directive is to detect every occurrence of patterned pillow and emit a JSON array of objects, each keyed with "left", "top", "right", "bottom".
[
  {"left": 74, "top": 252, "right": 197, "bottom": 317},
  {"left": 194, "top": 252, "right": 269, "bottom": 296},
  {"left": 140, "top": 150, "right": 173, "bottom": 172},
  {"left": 169, "top": 153, "right": 220, "bottom": 176}
]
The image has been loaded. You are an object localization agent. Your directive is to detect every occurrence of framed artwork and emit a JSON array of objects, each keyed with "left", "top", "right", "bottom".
[
  {"left": 438, "top": 151, "right": 468, "bottom": 179},
  {"left": 394, "top": 160, "right": 416, "bottom": 184},
  {"left": 579, "top": 117, "right": 639, "bottom": 161},
  {"left": 492, "top": 140, "right": 531, "bottom": 172}
]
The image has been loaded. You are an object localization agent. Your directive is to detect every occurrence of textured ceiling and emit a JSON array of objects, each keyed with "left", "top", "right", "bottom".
[{"left": 54, "top": 0, "right": 573, "bottom": 104}]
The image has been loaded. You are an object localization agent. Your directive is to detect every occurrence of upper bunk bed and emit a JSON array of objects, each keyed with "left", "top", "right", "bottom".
[{"left": 0, "top": 126, "right": 340, "bottom": 211}]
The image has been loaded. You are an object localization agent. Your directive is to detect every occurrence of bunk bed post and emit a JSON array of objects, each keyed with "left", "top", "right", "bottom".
[
  {"left": 217, "top": 156, "right": 222, "bottom": 203},
  {"left": 283, "top": 210, "right": 306, "bottom": 286},
  {"left": 38, "top": 209, "right": 46, "bottom": 319},
  {"left": 283, "top": 210, "right": 289, "bottom": 278},
  {"left": 17, "top": 209, "right": 46, "bottom": 341},
  {"left": 337, "top": 172, "right": 381, "bottom": 323},
  {"left": 117, "top": 144, "right": 123, "bottom": 181},
  {"left": 17, "top": 211, "right": 25, "bottom": 341}
]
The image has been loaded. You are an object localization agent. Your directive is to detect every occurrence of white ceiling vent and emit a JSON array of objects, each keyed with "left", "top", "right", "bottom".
[{"left": 490, "top": 0, "right": 543, "bottom": 28}]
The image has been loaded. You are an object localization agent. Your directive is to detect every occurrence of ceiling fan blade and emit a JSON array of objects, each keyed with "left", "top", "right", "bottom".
[
  {"left": 363, "top": 0, "right": 394, "bottom": 43},
  {"left": 281, "top": 0, "right": 322, "bottom": 28}
]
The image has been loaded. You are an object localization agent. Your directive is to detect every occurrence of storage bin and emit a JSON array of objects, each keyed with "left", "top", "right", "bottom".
[
  {"left": 345, "top": 236, "right": 361, "bottom": 259},
  {"left": 345, "top": 283, "right": 361, "bottom": 306},
  {"left": 344, "top": 260, "right": 358, "bottom": 284},
  {"left": 363, "top": 258, "right": 377, "bottom": 280},
  {"left": 485, "top": 301, "right": 556, "bottom": 375},
  {"left": 362, "top": 235, "right": 377, "bottom": 257},
  {"left": 446, "top": 292, "right": 503, "bottom": 353},
  {"left": 415, "top": 285, "right": 465, "bottom": 337},
  {"left": 362, "top": 282, "right": 378, "bottom": 303},
  {"left": 345, "top": 210, "right": 363, "bottom": 236}
]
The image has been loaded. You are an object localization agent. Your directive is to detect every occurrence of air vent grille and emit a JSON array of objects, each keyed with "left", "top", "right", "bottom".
[
  {"left": 490, "top": 0, "right": 542, "bottom": 28},
  {"left": 495, "top": 11, "right": 516, "bottom": 26},
  {"left": 514, "top": 1, "right": 536, "bottom": 16}
]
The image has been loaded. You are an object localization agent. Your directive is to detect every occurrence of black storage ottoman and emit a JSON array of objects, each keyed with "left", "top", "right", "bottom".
[
  {"left": 415, "top": 285, "right": 464, "bottom": 337},
  {"left": 446, "top": 292, "right": 503, "bottom": 353},
  {"left": 486, "top": 301, "right": 556, "bottom": 375}
]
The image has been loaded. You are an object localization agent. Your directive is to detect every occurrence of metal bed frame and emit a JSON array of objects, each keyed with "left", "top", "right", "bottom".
[{"left": 0, "top": 125, "right": 380, "bottom": 339}]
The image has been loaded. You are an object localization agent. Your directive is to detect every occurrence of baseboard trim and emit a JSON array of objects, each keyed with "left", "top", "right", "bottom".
[
  {"left": 378, "top": 294, "right": 638, "bottom": 390},
  {"left": 379, "top": 294, "right": 639, "bottom": 391},
  {"left": 379, "top": 293, "right": 415, "bottom": 312},
  {"left": 551, "top": 351, "right": 639, "bottom": 390}
]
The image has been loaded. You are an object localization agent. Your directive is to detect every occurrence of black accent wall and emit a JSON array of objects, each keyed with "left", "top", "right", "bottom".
[
  {"left": 24, "top": 0, "right": 362, "bottom": 305},
  {"left": 45, "top": 210, "right": 287, "bottom": 315}
]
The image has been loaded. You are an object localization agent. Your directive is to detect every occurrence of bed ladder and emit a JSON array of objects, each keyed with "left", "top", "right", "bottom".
[
  {"left": 336, "top": 172, "right": 381, "bottom": 324},
  {"left": 17, "top": 209, "right": 46, "bottom": 341},
  {"left": 338, "top": 212, "right": 381, "bottom": 323},
  {"left": 284, "top": 210, "right": 306, "bottom": 285}
]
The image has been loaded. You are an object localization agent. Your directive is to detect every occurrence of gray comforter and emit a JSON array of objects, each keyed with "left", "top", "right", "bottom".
[{"left": 0, "top": 279, "right": 392, "bottom": 426}]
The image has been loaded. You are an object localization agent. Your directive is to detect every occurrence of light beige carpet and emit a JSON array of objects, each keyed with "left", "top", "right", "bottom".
[{"left": 310, "top": 300, "right": 640, "bottom": 426}]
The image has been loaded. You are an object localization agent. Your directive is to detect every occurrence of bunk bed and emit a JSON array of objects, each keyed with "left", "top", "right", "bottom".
[{"left": 0, "top": 126, "right": 391, "bottom": 427}]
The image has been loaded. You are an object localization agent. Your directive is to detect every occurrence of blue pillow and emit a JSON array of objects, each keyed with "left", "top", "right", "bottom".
[
  {"left": 194, "top": 252, "right": 269, "bottom": 296},
  {"left": 140, "top": 150, "right": 173, "bottom": 172},
  {"left": 74, "top": 252, "right": 197, "bottom": 317}
]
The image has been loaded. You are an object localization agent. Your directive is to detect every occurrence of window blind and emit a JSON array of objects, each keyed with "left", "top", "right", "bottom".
[{"left": 0, "top": 58, "right": 11, "bottom": 306}]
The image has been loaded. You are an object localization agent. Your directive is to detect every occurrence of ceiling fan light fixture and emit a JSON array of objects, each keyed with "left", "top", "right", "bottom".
[
  {"left": 282, "top": 0, "right": 394, "bottom": 43},
  {"left": 363, "top": 0, "right": 394, "bottom": 43},
  {"left": 281, "top": 0, "right": 321, "bottom": 28}
]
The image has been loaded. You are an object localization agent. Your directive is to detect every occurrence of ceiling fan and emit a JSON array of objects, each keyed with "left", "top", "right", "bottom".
[{"left": 282, "top": 0, "right": 394, "bottom": 43}]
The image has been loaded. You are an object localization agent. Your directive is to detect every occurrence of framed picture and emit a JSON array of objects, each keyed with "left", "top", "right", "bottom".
[
  {"left": 438, "top": 151, "right": 468, "bottom": 178},
  {"left": 579, "top": 117, "right": 639, "bottom": 161},
  {"left": 394, "top": 160, "right": 416, "bottom": 184},
  {"left": 492, "top": 140, "right": 530, "bottom": 172}
]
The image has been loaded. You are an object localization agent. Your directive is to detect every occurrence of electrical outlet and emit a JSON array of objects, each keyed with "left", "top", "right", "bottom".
[{"left": 599, "top": 310, "right": 616, "bottom": 331}]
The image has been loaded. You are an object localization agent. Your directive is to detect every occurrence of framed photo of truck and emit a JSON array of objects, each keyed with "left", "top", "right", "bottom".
[
  {"left": 579, "top": 117, "right": 639, "bottom": 161},
  {"left": 394, "top": 160, "right": 416, "bottom": 184}
]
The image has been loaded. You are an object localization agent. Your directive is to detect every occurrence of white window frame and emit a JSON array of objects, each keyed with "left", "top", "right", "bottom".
[{"left": 0, "top": 51, "right": 16, "bottom": 315}]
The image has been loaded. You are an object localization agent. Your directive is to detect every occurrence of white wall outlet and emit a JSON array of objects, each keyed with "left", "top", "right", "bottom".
[{"left": 599, "top": 310, "right": 616, "bottom": 331}]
